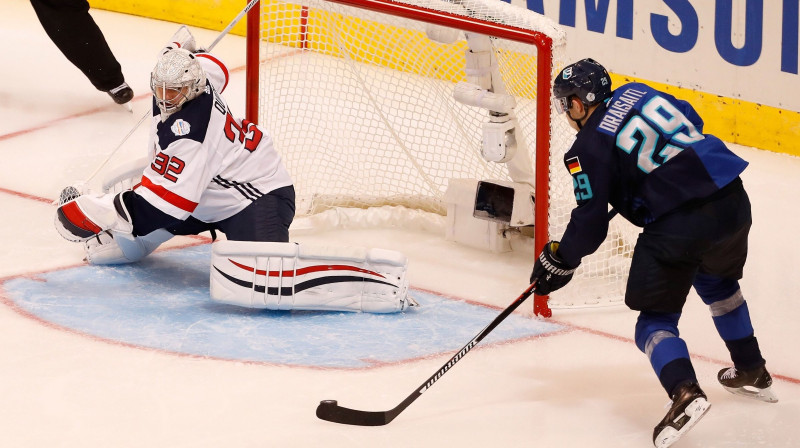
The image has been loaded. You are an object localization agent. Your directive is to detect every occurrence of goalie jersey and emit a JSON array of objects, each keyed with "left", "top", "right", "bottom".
[
  {"left": 127, "top": 53, "right": 293, "bottom": 236},
  {"left": 556, "top": 83, "right": 748, "bottom": 267}
]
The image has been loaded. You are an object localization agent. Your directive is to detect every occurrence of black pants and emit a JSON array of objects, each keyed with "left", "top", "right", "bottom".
[
  {"left": 167, "top": 186, "right": 296, "bottom": 243},
  {"left": 625, "top": 178, "right": 751, "bottom": 314},
  {"left": 30, "top": 0, "right": 124, "bottom": 91}
]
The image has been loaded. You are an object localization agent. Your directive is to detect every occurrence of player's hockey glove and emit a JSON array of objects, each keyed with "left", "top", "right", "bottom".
[
  {"left": 530, "top": 241, "right": 578, "bottom": 295},
  {"left": 54, "top": 191, "right": 133, "bottom": 242}
]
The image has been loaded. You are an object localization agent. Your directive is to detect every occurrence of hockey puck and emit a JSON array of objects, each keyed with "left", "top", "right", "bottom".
[{"left": 320, "top": 400, "right": 337, "bottom": 406}]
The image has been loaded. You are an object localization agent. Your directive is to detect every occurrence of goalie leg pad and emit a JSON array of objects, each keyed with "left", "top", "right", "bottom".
[{"left": 210, "top": 241, "right": 414, "bottom": 313}]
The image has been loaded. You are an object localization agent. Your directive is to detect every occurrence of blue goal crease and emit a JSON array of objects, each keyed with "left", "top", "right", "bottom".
[{"left": 3, "top": 244, "right": 563, "bottom": 368}]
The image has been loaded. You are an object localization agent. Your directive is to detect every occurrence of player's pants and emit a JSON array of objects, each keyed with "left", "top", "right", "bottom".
[
  {"left": 30, "top": 0, "right": 125, "bottom": 91},
  {"left": 167, "top": 185, "right": 295, "bottom": 242},
  {"left": 625, "top": 177, "right": 750, "bottom": 314}
]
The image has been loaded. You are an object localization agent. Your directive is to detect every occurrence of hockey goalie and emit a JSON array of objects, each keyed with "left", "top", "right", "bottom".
[{"left": 53, "top": 26, "right": 416, "bottom": 314}]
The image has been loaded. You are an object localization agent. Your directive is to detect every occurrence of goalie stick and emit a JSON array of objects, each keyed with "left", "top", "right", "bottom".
[
  {"left": 82, "top": 0, "right": 262, "bottom": 186},
  {"left": 315, "top": 281, "right": 537, "bottom": 426}
]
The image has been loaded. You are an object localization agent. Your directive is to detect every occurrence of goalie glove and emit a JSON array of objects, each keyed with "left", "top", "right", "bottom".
[
  {"left": 530, "top": 241, "right": 579, "bottom": 295},
  {"left": 55, "top": 192, "right": 134, "bottom": 242}
]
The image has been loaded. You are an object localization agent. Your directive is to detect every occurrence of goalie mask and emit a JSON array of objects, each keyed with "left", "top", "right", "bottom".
[
  {"left": 150, "top": 48, "right": 206, "bottom": 118},
  {"left": 553, "top": 58, "right": 611, "bottom": 116}
]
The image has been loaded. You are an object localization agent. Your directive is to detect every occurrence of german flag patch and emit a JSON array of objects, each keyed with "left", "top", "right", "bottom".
[{"left": 566, "top": 157, "right": 582, "bottom": 175}]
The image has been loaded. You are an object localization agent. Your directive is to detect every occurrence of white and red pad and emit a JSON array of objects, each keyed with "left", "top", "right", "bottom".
[
  {"left": 210, "top": 241, "right": 414, "bottom": 313},
  {"left": 54, "top": 193, "right": 133, "bottom": 242}
]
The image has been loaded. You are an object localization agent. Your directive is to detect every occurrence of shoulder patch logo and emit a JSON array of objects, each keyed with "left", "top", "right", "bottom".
[
  {"left": 171, "top": 119, "right": 191, "bottom": 136},
  {"left": 566, "top": 156, "right": 582, "bottom": 175}
]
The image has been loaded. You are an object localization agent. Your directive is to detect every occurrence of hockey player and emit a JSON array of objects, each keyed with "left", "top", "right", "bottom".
[
  {"left": 31, "top": 0, "right": 133, "bottom": 105},
  {"left": 529, "top": 59, "right": 777, "bottom": 447},
  {"left": 54, "top": 29, "right": 415, "bottom": 314}
]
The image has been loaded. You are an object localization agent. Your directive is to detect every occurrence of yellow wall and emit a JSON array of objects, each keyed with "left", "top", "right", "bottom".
[
  {"left": 90, "top": 0, "right": 800, "bottom": 157},
  {"left": 90, "top": 0, "right": 249, "bottom": 36}
]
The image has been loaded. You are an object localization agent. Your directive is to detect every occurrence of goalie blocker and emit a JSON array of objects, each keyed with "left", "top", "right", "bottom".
[{"left": 211, "top": 241, "right": 417, "bottom": 313}]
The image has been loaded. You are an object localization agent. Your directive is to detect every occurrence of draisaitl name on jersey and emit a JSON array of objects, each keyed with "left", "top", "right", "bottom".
[{"left": 598, "top": 88, "right": 647, "bottom": 135}]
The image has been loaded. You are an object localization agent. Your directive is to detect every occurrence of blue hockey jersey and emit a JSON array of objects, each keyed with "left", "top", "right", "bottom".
[{"left": 557, "top": 83, "right": 748, "bottom": 267}]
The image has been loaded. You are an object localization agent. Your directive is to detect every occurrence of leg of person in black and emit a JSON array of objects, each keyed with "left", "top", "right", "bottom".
[{"left": 30, "top": 0, "right": 132, "bottom": 102}]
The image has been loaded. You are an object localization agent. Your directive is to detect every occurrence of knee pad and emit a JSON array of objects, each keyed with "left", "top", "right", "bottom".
[
  {"left": 634, "top": 312, "right": 680, "bottom": 353},
  {"left": 635, "top": 312, "right": 692, "bottom": 381},
  {"left": 693, "top": 273, "right": 740, "bottom": 304},
  {"left": 694, "top": 274, "right": 753, "bottom": 339}
]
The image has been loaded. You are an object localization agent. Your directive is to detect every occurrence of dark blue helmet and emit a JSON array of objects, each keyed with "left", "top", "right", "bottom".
[{"left": 553, "top": 58, "right": 612, "bottom": 113}]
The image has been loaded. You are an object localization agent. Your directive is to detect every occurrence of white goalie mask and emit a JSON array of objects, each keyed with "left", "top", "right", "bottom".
[{"left": 150, "top": 48, "right": 206, "bottom": 119}]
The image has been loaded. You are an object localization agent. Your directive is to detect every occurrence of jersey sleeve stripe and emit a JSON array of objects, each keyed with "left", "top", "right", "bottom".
[
  {"left": 139, "top": 175, "right": 199, "bottom": 213},
  {"left": 195, "top": 53, "right": 229, "bottom": 93}
]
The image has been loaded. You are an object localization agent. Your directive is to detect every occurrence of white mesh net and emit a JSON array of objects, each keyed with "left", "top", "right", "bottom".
[{"left": 254, "top": 0, "right": 640, "bottom": 309}]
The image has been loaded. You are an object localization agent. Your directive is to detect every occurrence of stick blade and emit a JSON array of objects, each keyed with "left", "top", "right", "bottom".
[{"left": 316, "top": 400, "right": 392, "bottom": 426}]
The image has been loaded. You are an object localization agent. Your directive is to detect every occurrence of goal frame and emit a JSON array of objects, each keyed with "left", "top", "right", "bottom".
[{"left": 244, "top": 0, "right": 559, "bottom": 314}]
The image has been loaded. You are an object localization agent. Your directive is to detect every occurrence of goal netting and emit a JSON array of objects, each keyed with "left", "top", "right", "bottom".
[{"left": 246, "top": 0, "right": 639, "bottom": 312}]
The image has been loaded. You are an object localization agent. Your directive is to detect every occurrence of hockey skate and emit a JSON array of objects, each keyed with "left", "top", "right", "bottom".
[
  {"left": 718, "top": 365, "right": 778, "bottom": 403},
  {"left": 652, "top": 382, "right": 711, "bottom": 448},
  {"left": 402, "top": 294, "right": 420, "bottom": 311},
  {"left": 107, "top": 82, "right": 134, "bottom": 108}
]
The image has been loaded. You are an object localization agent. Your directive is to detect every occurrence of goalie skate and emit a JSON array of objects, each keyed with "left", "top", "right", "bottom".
[
  {"left": 652, "top": 382, "right": 711, "bottom": 448},
  {"left": 717, "top": 365, "right": 778, "bottom": 403}
]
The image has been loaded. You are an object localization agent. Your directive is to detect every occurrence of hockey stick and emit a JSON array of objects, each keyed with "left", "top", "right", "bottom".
[
  {"left": 82, "top": 0, "right": 261, "bottom": 185},
  {"left": 315, "top": 281, "right": 538, "bottom": 426},
  {"left": 207, "top": 0, "right": 260, "bottom": 51}
]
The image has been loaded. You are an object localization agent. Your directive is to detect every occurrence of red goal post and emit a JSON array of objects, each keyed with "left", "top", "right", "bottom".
[{"left": 244, "top": 0, "right": 636, "bottom": 313}]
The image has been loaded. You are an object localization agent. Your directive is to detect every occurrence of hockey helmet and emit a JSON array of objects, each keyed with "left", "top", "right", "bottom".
[
  {"left": 553, "top": 58, "right": 611, "bottom": 114},
  {"left": 150, "top": 47, "right": 206, "bottom": 117}
]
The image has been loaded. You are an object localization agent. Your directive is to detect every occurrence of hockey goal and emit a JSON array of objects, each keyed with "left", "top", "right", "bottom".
[{"left": 244, "top": 0, "right": 639, "bottom": 313}]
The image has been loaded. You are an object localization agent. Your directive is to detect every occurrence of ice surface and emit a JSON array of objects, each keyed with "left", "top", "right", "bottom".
[{"left": 1, "top": 1, "right": 798, "bottom": 446}]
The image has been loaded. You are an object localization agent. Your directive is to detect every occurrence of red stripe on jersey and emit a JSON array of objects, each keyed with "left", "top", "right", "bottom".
[
  {"left": 61, "top": 201, "right": 103, "bottom": 234},
  {"left": 140, "top": 175, "right": 198, "bottom": 213},
  {"left": 195, "top": 53, "right": 229, "bottom": 93},
  {"left": 228, "top": 259, "right": 386, "bottom": 279}
]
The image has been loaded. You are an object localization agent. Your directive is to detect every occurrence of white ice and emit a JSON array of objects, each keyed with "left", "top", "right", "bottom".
[{"left": 1, "top": 0, "right": 798, "bottom": 446}]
